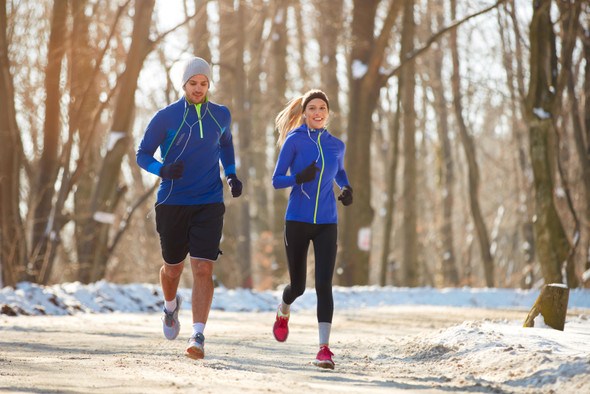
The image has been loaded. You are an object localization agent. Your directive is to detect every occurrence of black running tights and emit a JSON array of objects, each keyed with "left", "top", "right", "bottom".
[{"left": 281, "top": 220, "right": 337, "bottom": 323}]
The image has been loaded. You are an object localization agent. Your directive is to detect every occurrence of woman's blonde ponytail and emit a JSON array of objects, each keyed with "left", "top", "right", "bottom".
[{"left": 275, "top": 96, "right": 304, "bottom": 147}]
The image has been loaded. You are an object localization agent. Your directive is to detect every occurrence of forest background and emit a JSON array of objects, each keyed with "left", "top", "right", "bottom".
[{"left": 1, "top": 0, "right": 589, "bottom": 292}]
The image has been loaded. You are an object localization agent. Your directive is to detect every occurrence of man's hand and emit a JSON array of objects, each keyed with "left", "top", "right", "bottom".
[
  {"left": 227, "top": 174, "right": 243, "bottom": 198},
  {"left": 159, "top": 161, "right": 184, "bottom": 180}
]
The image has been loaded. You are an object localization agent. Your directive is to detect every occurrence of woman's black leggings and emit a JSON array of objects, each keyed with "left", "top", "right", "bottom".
[{"left": 281, "top": 220, "right": 338, "bottom": 323}]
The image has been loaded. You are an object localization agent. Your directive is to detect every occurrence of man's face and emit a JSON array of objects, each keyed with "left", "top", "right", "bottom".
[{"left": 184, "top": 74, "right": 209, "bottom": 104}]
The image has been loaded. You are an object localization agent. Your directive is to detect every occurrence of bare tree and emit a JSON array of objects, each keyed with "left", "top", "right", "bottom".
[
  {"left": 269, "top": 0, "right": 290, "bottom": 289},
  {"left": 525, "top": 0, "right": 579, "bottom": 286},
  {"left": 0, "top": 0, "right": 27, "bottom": 287},
  {"left": 400, "top": 0, "right": 418, "bottom": 286},
  {"left": 189, "top": 0, "right": 212, "bottom": 60},
  {"left": 427, "top": 0, "right": 459, "bottom": 286},
  {"left": 498, "top": 0, "right": 536, "bottom": 288},
  {"left": 316, "top": 0, "right": 344, "bottom": 137},
  {"left": 582, "top": 13, "right": 590, "bottom": 285},
  {"left": 29, "top": 0, "right": 68, "bottom": 284},
  {"left": 77, "top": 0, "right": 156, "bottom": 283},
  {"left": 449, "top": 0, "right": 494, "bottom": 287},
  {"left": 340, "top": 0, "right": 403, "bottom": 286}
]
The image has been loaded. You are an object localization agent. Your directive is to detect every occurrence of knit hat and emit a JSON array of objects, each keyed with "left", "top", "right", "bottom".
[{"left": 181, "top": 57, "right": 211, "bottom": 87}]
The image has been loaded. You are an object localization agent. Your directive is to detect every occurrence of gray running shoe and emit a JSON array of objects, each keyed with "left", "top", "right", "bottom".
[
  {"left": 162, "top": 295, "right": 182, "bottom": 340},
  {"left": 185, "top": 332, "right": 205, "bottom": 359}
]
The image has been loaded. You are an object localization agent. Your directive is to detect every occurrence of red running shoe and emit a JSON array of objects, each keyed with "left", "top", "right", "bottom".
[
  {"left": 313, "top": 346, "right": 334, "bottom": 369},
  {"left": 272, "top": 306, "right": 289, "bottom": 342}
]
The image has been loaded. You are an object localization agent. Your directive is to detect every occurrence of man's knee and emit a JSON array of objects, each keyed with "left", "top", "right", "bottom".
[
  {"left": 162, "top": 262, "right": 184, "bottom": 279},
  {"left": 192, "top": 258, "right": 213, "bottom": 278}
]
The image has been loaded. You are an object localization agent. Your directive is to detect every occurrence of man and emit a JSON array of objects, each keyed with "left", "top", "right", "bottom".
[{"left": 136, "top": 57, "right": 242, "bottom": 359}]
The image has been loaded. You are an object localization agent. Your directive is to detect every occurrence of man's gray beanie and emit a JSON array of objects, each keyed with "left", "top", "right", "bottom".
[{"left": 181, "top": 57, "right": 211, "bottom": 87}]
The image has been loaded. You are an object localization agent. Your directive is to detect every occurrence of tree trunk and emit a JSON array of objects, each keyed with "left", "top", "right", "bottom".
[
  {"left": 525, "top": 0, "right": 572, "bottom": 286},
  {"left": 317, "top": 0, "right": 343, "bottom": 137},
  {"left": 340, "top": 0, "right": 381, "bottom": 286},
  {"left": 242, "top": 0, "right": 269, "bottom": 289},
  {"left": 270, "top": 0, "right": 290, "bottom": 289},
  {"left": 190, "top": 0, "right": 211, "bottom": 60},
  {"left": 234, "top": 1, "right": 252, "bottom": 288},
  {"left": 400, "top": 0, "right": 418, "bottom": 287},
  {"left": 29, "top": 0, "right": 68, "bottom": 283},
  {"left": 379, "top": 93, "right": 401, "bottom": 286},
  {"left": 450, "top": 0, "right": 494, "bottom": 287},
  {"left": 72, "top": 0, "right": 108, "bottom": 283},
  {"left": 430, "top": 2, "right": 458, "bottom": 287},
  {"left": 523, "top": 283, "right": 569, "bottom": 330},
  {"left": 216, "top": 0, "right": 250, "bottom": 288},
  {"left": 0, "top": 0, "right": 27, "bottom": 286},
  {"left": 498, "top": 0, "right": 536, "bottom": 288},
  {"left": 583, "top": 21, "right": 590, "bottom": 285},
  {"left": 77, "top": 0, "right": 155, "bottom": 284}
]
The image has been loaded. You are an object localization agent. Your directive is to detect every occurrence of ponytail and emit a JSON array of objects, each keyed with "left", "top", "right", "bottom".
[{"left": 275, "top": 96, "right": 304, "bottom": 147}]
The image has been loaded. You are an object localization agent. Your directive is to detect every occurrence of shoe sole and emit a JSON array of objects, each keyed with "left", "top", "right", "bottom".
[
  {"left": 313, "top": 360, "right": 334, "bottom": 370},
  {"left": 185, "top": 346, "right": 204, "bottom": 360}
]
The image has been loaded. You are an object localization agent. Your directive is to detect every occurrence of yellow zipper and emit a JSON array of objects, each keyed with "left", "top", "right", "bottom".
[
  {"left": 195, "top": 103, "right": 203, "bottom": 138},
  {"left": 313, "top": 130, "right": 324, "bottom": 224}
]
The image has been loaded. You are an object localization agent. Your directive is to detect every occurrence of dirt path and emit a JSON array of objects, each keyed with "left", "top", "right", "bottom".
[{"left": 0, "top": 306, "right": 560, "bottom": 393}]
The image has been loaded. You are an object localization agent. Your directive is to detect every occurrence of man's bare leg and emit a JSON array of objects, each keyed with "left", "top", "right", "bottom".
[
  {"left": 185, "top": 258, "right": 214, "bottom": 359},
  {"left": 190, "top": 257, "right": 214, "bottom": 325},
  {"left": 160, "top": 261, "right": 185, "bottom": 340},
  {"left": 160, "top": 261, "right": 184, "bottom": 302}
]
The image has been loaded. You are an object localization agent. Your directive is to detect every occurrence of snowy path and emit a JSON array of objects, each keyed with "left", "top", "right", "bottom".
[{"left": 1, "top": 305, "right": 589, "bottom": 393}]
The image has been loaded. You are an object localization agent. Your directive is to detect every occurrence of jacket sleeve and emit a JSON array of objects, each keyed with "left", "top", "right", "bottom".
[
  {"left": 272, "top": 138, "right": 297, "bottom": 189},
  {"left": 218, "top": 107, "right": 236, "bottom": 176},
  {"left": 136, "top": 112, "right": 166, "bottom": 176},
  {"left": 334, "top": 141, "right": 350, "bottom": 188}
]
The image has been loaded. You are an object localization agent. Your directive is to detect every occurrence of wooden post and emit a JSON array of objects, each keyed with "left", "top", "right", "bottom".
[{"left": 523, "top": 283, "right": 569, "bottom": 330}]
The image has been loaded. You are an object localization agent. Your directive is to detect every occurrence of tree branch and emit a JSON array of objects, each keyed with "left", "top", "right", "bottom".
[{"left": 382, "top": 0, "right": 508, "bottom": 83}]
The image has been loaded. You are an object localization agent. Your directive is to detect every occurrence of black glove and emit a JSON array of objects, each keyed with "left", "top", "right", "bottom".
[
  {"left": 338, "top": 185, "right": 353, "bottom": 206},
  {"left": 227, "top": 174, "right": 243, "bottom": 198},
  {"left": 295, "top": 161, "right": 320, "bottom": 184},
  {"left": 159, "top": 161, "right": 184, "bottom": 180}
]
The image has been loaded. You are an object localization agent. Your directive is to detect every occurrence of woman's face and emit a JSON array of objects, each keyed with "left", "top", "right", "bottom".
[{"left": 303, "top": 98, "right": 329, "bottom": 129}]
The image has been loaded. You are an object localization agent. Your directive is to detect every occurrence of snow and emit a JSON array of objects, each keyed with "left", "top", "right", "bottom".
[
  {"left": 2, "top": 280, "right": 590, "bottom": 316},
  {"left": 533, "top": 107, "right": 551, "bottom": 119},
  {"left": 351, "top": 59, "right": 368, "bottom": 79},
  {"left": 2, "top": 281, "right": 590, "bottom": 390}
]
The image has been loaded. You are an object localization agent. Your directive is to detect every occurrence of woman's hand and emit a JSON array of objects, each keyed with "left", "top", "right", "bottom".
[{"left": 295, "top": 161, "right": 320, "bottom": 184}]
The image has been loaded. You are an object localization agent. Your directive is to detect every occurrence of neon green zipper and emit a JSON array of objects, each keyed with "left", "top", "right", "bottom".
[
  {"left": 195, "top": 103, "right": 204, "bottom": 138},
  {"left": 313, "top": 130, "right": 324, "bottom": 224}
]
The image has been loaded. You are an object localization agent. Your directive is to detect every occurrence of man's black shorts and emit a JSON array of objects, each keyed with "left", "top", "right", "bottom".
[{"left": 155, "top": 203, "right": 225, "bottom": 264}]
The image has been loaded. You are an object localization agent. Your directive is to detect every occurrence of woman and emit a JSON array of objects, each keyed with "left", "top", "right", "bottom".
[{"left": 271, "top": 89, "right": 353, "bottom": 369}]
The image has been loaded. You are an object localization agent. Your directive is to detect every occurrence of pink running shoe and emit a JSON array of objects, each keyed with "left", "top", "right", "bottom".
[
  {"left": 272, "top": 306, "right": 289, "bottom": 342},
  {"left": 313, "top": 346, "right": 335, "bottom": 369}
]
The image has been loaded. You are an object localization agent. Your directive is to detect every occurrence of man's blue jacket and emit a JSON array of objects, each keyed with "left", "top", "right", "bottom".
[{"left": 137, "top": 96, "right": 236, "bottom": 205}]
